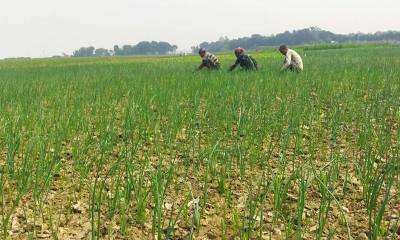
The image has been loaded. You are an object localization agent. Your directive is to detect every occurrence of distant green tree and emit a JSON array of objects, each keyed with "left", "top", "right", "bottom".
[
  {"left": 73, "top": 46, "right": 95, "bottom": 57},
  {"left": 113, "top": 45, "right": 122, "bottom": 55},
  {"left": 94, "top": 48, "right": 110, "bottom": 56},
  {"left": 122, "top": 45, "right": 134, "bottom": 55},
  {"left": 191, "top": 46, "right": 200, "bottom": 54}
]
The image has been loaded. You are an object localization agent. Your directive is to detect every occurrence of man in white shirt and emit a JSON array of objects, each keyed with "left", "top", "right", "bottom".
[{"left": 279, "top": 45, "right": 303, "bottom": 72}]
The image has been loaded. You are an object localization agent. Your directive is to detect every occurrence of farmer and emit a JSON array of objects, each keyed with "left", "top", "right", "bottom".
[
  {"left": 279, "top": 45, "right": 303, "bottom": 72},
  {"left": 229, "top": 47, "right": 258, "bottom": 71},
  {"left": 195, "top": 48, "right": 221, "bottom": 71}
]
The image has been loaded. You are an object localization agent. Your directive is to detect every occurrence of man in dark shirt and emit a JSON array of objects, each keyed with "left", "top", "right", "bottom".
[
  {"left": 195, "top": 48, "right": 221, "bottom": 71},
  {"left": 229, "top": 47, "right": 258, "bottom": 71}
]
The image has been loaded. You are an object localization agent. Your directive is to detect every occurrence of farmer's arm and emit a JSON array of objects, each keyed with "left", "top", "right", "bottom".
[
  {"left": 281, "top": 53, "right": 292, "bottom": 71},
  {"left": 195, "top": 60, "right": 207, "bottom": 71},
  {"left": 197, "top": 62, "right": 205, "bottom": 70},
  {"left": 229, "top": 59, "right": 239, "bottom": 71}
]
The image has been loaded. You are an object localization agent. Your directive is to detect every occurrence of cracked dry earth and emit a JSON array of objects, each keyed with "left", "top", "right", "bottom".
[{"left": 1, "top": 121, "right": 400, "bottom": 240}]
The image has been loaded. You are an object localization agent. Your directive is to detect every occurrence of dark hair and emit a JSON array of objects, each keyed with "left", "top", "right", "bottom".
[{"left": 279, "top": 45, "right": 288, "bottom": 50}]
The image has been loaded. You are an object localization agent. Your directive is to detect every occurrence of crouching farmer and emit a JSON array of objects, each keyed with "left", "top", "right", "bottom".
[
  {"left": 279, "top": 45, "right": 303, "bottom": 72},
  {"left": 195, "top": 48, "right": 221, "bottom": 71},
  {"left": 229, "top": 47, "right": 258, "bottom": 72}
]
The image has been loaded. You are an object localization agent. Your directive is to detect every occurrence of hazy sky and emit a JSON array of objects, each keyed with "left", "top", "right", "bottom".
[{"left": 0, "top": 0, "right": 399, "bottom": 58}]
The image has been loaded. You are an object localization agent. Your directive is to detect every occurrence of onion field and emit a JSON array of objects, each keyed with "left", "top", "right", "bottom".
[{"left": 0, "top": 46, "right": 399, "bottom": 239}]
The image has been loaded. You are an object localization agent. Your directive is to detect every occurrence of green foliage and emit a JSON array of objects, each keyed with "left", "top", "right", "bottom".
[
  {"left": 193, "top": 27, "right": 400, "bottom": 53},
  {"left": 0, "top": 46, "right": 399, "bottom": 239}
]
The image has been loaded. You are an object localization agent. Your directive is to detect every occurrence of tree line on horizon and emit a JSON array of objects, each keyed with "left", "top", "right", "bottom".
[
  {"left": 71, "top": 27, "right": 400, "bottom": 57},
  {"left": 72, "top": 41, "right": 178, "bottom": 57},
  {"left": 191, "top": 27, "right": 400, "bottom": 53}
]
